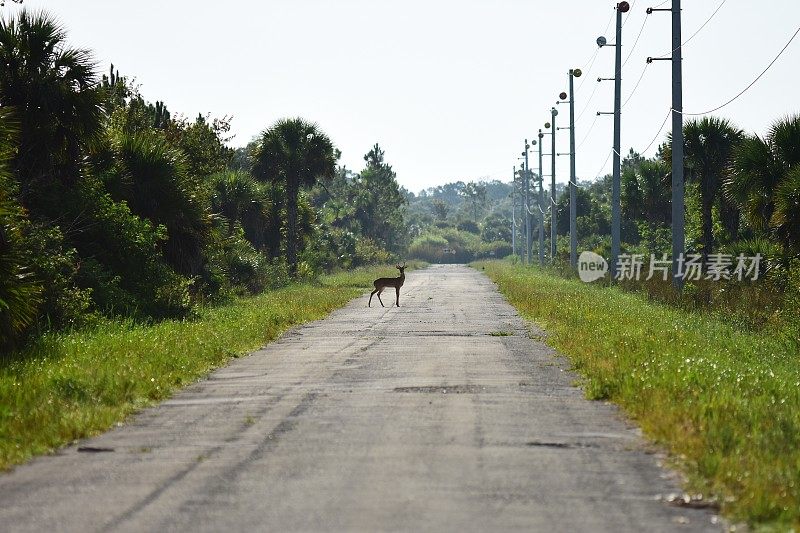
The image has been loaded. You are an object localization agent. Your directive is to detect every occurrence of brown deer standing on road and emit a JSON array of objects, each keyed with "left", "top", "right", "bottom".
[{"left": 369, "top": 263, "right": 406, "bottom": 307}]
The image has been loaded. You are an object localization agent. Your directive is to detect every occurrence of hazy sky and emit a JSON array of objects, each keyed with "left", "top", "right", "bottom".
[{"left": 5, "top": 1, "right": 799, "bottom": 193}]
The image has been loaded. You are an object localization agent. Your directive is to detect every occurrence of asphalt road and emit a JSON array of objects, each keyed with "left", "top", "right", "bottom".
[{"left": 0, "top": 265, "right": 719, "bottom": 532}]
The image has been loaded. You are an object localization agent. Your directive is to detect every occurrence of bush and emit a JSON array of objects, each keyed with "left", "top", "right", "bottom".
[
  {"left": 479, "top": 240, "right": 512, "bottom": 259},
  {"left": 353, "top": 237, "right": 392, "bottom": 267},
  {"left": 409, "top": 233, "right": 449, "bottom": 263},
  {"left": 457, "top": 220, "right": 480, "bottom": 234},
  {"left": 67, "top": 180, "right": 194, "bottom": 319},
  {"left": 301, "top": 226, "right": 356, "bottom": 273},
  {"left": 206, "top": 223, "right": 271, "bottom": 297},
  {"left": 103, "top": 130, "right": 211, "bottom": 278},
  {"left": 0, "top": 180, "right": 42, "bottom": 349},
  {"left": 22, "top": 222, "right": 92, "bottom": 328}
]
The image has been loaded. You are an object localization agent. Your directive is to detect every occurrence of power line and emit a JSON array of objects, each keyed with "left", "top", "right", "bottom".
[
  {"left": 678, "top": 25, "right": 800, "bottom": 116},
  {"left": 621, "top": 63, "right": 649, "bottom": 109},
  {"left": 576, "top": 47, "right": 600, "bottom": 92},
  {"left": 576, "top": 79, "right": 601, "bottom": 122},
  {"left": 639, "top": 108, "right": 672, "bottom": 155},
  {"left": 576, "top": 113, "right": 600, "bottom": 150},
  {"left": 573, "top": 8, "right": 616, "bottom": 94},
  {"left": 622, "top": 0, "right": 637, "bottom": 28},
  {"left": 622, "top": 12, "right": 649, "bottom": 68},
  {"left": 655, "top": 0, "right": 727, "bottom": 59},
  {"left": 592, "top": 149, "right": 613, "bottom": 178}
]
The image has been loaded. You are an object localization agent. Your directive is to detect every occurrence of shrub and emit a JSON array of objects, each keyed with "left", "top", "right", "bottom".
[
  {"left": 206, "top": 223, "right": 271, "bottom": 297},
  {"left": 0, "top": 181, "right": 42, "bottom": 349},
  {"left": 21, "top": 222, "right": 92, "bottom": 328},
  {"left": 479, "top": 240, "right": 512, "bottom": 259},
  {"left": 67, "top": 180, "right": 194, "bottom": 319},
  {"left": 353, "top": 237, "right": 392, "bottom": 267},
  {"left": 457, "top": 219, "right": 480, "bottom": 234},
  {"left": 409, "top": 233, "right": 449, "bottom": 263}
]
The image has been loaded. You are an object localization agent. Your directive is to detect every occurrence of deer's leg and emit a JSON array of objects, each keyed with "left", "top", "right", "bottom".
[
  {"left": 395, "top": 287, "right": 400, "bottom": 307},
  {"left": 377, "top": 289, "right": 385, "bottom": 307},
  {"left": 369, "top": 289, "right": 377, "bottom": 307}
]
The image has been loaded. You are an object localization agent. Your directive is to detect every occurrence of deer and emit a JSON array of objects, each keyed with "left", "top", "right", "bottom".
[{"left": 369, "top": 263, "right": 406, "bottom": 308}]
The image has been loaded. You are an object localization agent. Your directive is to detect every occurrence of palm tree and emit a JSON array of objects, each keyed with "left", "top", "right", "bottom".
[
  {"left": 252, "top": 118, "right": 336, "bottom": 275},
  {"left": 727, "top": 115, "right": 800, "bottom": 254},
  {"left": 107, "top": 130, "right": 210, "bottom": 276},
  {"left": 0, "top": 10, "right": 103, "bottom": 212},
  {"left": 209, "top": 171, "right": 265, "bottom": 231},
  {"left": 0, "top": 109, "right": 41, "bottom": 351},
  {"left": 209, "top": 170, "right": 280, "bottom": 254},
  {"left": 675, "top": 117, "right": 743, "bottom": 259},
  {"left": 621, "top": 159, "right": 671, "bottom": 251}
]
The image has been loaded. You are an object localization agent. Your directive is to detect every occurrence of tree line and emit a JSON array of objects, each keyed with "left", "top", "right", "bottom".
[
  {"left": 0, "top": 11, "right": 408, "bottom": 351},
  {"left": 541, "top": 115, "right": 800, "bottom": 269}
]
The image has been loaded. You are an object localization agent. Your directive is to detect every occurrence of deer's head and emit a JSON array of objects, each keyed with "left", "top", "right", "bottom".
[{"left": 396, "top": 262, "right": 406, "bottom": 275}]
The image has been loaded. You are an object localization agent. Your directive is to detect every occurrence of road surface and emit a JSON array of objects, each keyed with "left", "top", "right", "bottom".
[{"left": 0, "top": 265, "right": 718, "bottom": 532}]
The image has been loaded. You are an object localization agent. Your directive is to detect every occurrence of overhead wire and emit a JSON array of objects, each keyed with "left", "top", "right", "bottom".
[
  {"left": 622, "top": 11, "right": 649, "bottom": 68},
  {"left": 639, "top": 108, "right": 672, "bottom": 155},
  {"left": 677, "top": 25, "right": 800, "bottom": 116},
  {"left": 621, "top": 0, "right": 637, "bottom": 27},
  {"left": 576, "top": 113, "right": 600, "bottom": 150},
  {"left": 654, "top": 0, "right": 727, "bottom": 59},
  {"left": 576, "top": 79, "right": 601, "bottom": 122},
  {"left": 592, "top": 149, "right": 614, "bottom": 178},
  {"left": 574, "top": 8, "right": 616, "bottom": 93},
  {"left": 621, "top": 63, "right": 649, "bottom": 109}
]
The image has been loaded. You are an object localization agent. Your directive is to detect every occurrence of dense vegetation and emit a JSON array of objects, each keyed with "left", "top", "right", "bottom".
[
  {"left": 499, "top": 115, "right": 800, "bottom": 335},
  {"left": 406, "top": 180, "right": 519, "bottom": 263},
  {"left": 0, "top": 11, "right": 410, "bottom": 352}
]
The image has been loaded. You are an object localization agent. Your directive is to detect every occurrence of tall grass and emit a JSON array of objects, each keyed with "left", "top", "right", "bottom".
[
  {"left": 477, "top": 260, "right": 800, "bottom": 529},
  {"left": 0, "top": 266, "right": 400, "bottom": 470}
]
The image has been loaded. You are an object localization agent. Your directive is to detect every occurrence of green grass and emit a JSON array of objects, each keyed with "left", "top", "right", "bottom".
[
  {"left": 0, "top": 265, "right": 412, "bottom": 471},
  {"left": 476, "top": 260, "right": 800, "bottom": 529}
]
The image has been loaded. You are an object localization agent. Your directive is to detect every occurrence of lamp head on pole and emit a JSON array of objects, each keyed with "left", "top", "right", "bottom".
[
  {"left": 559, "top": 91, "right": 568, "bottom": 101},
  {"left": 571, "top": 68, "right": 582, "bottom": 78},
  {"left": 545, "top": 122, "right": 551, "bottom": 129},
  {"left": 618, "top": 1, "right": 630, "bottom": 13},
  {"left": 596, "top": 36, "right": 607, "bottom": 48}
]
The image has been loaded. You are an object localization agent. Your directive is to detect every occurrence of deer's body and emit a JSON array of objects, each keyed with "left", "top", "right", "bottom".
[{"left": 369, "top": 264, "right": 406, "bottom": 307}]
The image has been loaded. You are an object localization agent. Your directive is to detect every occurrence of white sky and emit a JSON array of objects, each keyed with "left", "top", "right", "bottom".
[{"left": 6, "top": 1, "right": 800, "bottom": 193}]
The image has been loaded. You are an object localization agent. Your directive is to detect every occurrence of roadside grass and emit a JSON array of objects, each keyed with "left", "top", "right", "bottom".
[
  {"left": 0, "top": 265, "right": 416, "bottom": 471},
  {"left": 476, "top": 260, "right": 800, "bottom": 529}
]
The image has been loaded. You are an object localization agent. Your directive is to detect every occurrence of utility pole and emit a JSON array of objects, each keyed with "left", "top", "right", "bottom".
[
  {"left": 538, "top": 130, "right": 545, "bottom": 266},
  {"left": 548, "top": 107, "right": 558, "bottom": 260},
  {"left": 671, "top": 0, "right": 685, "bottom": 289},
  {"left": 511, "top": 166, "right": 517, "bottom": 258},
  {"left": 597, "top": 2, "right": 629, "bottom": 278},
  {"left": 523, "top": 140, "right": 532, "bottom": 264},
  {"left": 647, "top": 0, "right": 684, "bottom": 289},
  {"left": 612, "top": 4, "right": 624, "bottom": 280},
  {"left": 567, "top": 70, "right": 581, "bottom": 269}
]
